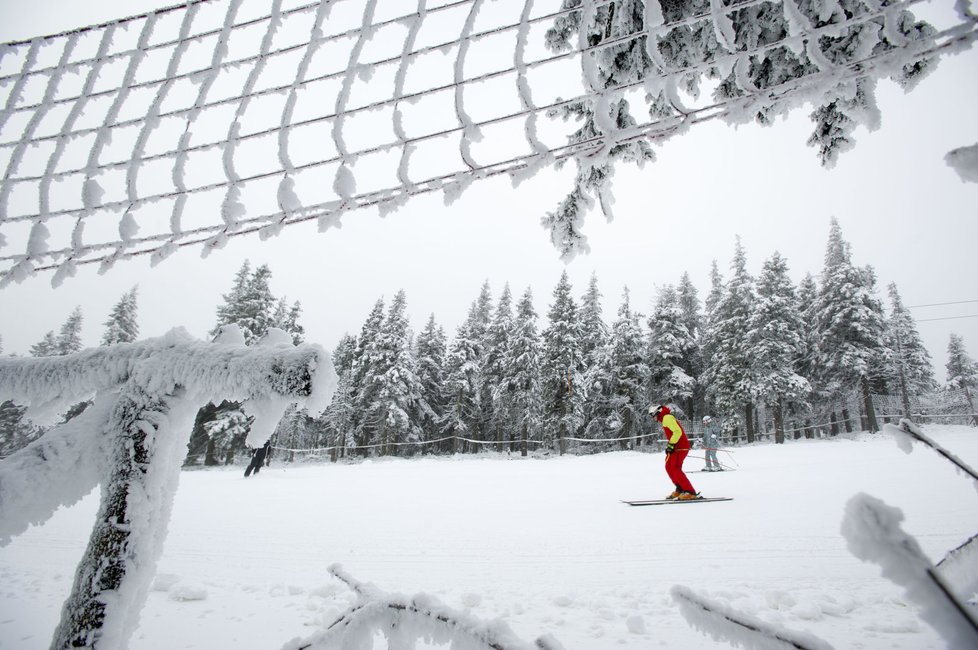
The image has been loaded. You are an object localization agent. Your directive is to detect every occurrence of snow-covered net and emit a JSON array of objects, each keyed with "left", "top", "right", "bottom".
[{"left": 1, "top": 0, "right": 975, "bottom": 285}]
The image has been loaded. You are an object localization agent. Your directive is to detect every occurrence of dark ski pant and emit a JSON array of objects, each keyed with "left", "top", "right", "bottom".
[
  {"left": 665, "top": 447, "right": 695, "bottom": 493},
  {"left": 244, "top": 446, "right": 268, "bottom": 477}
]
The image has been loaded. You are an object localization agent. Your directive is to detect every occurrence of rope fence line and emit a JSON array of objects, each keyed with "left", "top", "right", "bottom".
[{"left": 1, "top": 0, "right": 973, "bottom": 284}]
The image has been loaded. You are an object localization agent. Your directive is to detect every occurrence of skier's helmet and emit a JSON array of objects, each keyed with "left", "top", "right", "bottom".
[
  {"left": 702, "top": 415, "right": 712, "bottom": 424},
  {"left": 649, "top": 404, "right": 664, "bottom": 418}
]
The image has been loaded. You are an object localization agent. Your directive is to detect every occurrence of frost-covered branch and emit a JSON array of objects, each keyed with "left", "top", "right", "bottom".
[
  {"left": 286, "top": 564, "right": 567, "bottom": 650},
  {"left": 884, "top": 420, "right": 978, "bottom": 485},
  {"left": 842, "top": 493, "right": 978, "bottom": 649},
  {"left": 945, "top": 142, "right": 978, "bottom": 183},
  {"left": 0, "top": 392, "right": 115, "bottom": 546},
  {"left": 671, "top": 585, "right": 834, "bottom": 650},
  {"left": 937, "top": 533, "right": 978, "bottom": 599},
  {"left": 0, "top": 327, "right": 335, "bottom": 431}
]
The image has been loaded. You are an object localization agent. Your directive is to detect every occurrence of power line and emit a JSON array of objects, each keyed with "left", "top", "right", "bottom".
[
  {"left": 915, "top": 314, "right": 978, "bottom": 323},
  {"left": 908, "top": 299, "right": 978, "bottom": 309}
]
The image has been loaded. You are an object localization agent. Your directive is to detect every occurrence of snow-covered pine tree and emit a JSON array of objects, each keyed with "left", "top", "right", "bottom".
[
  {"left": 886, "top": 283, "right": 936, "bottom": 418},
  {"left": 350, "top": 298, "right": 386, "bottom": 455},
  {"left": 676, "top": 272, "right": 704, "bottom": 418},
  {"left": 236, "top": 264, "right": 276, "bottom": 345},
  {"left": 700, "top": 260, "right": 724, "bottom": 417},
  {"left": 202, "top": 400, "right": 251, "bottom": 464},
  {"left": 795, "top": 272, "right": 819, "bottom": 391},
  {"left": 541, "top": 271, "right": 585, "bottom": 453},
  {"left": 703, "top": 238, "right": 756, "bottom": 442},
  {"left": 748, "top": 252, "right": 810, "bottom": 443},
  {"left": 101, "top": 286, "right": 139, "bottom": 346},
  {"left": 505, "top": 288, "right": 544, "bottom": 456},
  {"left": 483, "top": 285, "right": 515, "bottom": 449},
  {"left": 442, "top": 320, "right": 481, "bottom": 453},
  {"left": 646, "top": 284, "right": 695, "bottom": 411},
  {"left": 0, "top": 398, "right": 42, "bottom": 458},
  {"left": 605, "top": 287, "right": 649, "bottom": 449},
  {"left": 55, "top": 306, "right": 83, "bottom": 355},
  {"left": 271, "top": 297, "right": 305, "bottom": 345},
  {"left": 945, "top": 334, "right": 978, "bottom": 424},
  {"left": 284, "top": 301, "right": 304, "bottom": 345},
  {"left": 30, "top": 331, "right": 58, "bottom": 357},
  {"left": 322, "top": 334, "right": 358, "bottom": 460},
  {"left": 372, "top": 290, "right": 428, "bottom": 456},
  {"left": 812, "top": 218, "right": 889, "bottom": 433},
  {"left": 469, "top": 281, "right": 494, "bottom": 442},
  {"left": 415, "top": 315, "right": 448, "bottom": 451},
  {"left": 210, "top": 260, "right": 251, "bottom": 339},
  {"left": 578, "top": 273, "right": 608, "bottom": 438}
]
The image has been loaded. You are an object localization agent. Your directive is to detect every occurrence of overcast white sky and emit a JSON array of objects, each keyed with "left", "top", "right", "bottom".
[{"left": 0, "top": 0, "right": 976, "bottom": 383}]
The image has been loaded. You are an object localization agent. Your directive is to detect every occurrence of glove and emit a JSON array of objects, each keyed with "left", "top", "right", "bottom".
[{"left": 665, "top": 443, "right": 675, "bottom": 454}]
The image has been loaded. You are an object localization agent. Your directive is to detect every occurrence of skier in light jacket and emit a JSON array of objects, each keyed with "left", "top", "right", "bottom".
[
  {"left": 702, "top": 415, "right": 722, "bottom": 471},
  {"left": 650, "top": 404, "right": 699, "bottom": 500}
]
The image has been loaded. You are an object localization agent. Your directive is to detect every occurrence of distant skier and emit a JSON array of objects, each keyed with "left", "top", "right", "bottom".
[
  {"left": 702, "top": 415, "right": 723, "bottom": 472},
  {"left": 650, "top": 404, "right": 698, "bottom": 500},
  {"left": 244, "top": 440, "right": 271, "bottom": 477}
]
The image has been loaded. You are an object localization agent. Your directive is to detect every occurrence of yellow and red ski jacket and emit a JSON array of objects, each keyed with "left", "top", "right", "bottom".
[{"left": 656, "top": 406, "right": 688, "bottom": 449}]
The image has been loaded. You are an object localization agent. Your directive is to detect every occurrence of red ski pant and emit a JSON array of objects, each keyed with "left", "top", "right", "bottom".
[{"left": 665, "top": 447, "right": 695, "bottom": 493}]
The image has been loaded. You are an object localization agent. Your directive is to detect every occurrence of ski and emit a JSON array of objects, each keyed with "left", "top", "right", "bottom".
[
  {"left": 688, "top": 469, "right": 735, "bottom": 473},
  {"left": 622, "top": 497, "right": 733, "bottom": 506}
]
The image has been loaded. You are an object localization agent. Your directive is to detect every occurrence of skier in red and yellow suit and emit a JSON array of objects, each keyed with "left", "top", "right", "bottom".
[{"left": 650, "top": 404, "right": 699, "bottom": 500}]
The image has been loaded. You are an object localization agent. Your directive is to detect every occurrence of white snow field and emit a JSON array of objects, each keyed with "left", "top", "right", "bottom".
[{"left": 1, "top": 425, "right": 976, "bottom": 649}]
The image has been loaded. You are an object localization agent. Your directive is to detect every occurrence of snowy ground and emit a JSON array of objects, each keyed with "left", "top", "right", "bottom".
[{"left": 1, "top": 425, "right": 976, "bottom": 650}]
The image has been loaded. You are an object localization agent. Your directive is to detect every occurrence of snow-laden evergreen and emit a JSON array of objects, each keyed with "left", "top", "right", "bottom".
[
  {"left": 101, "top": 287, "right": 140, "bottom": 346},
  {"left": 578, "top": 274, "right": 609, "bottom": 437},
  {"left": 646, "top": 284, "right": 695, "bottom": 410},
  {"left": 441, "top": 318, "right": 482, "bottom": 451},
  {"left": 811, "top": 218, "right": 890, "bottom": 432},
  {"left": 55, "top": 306, "right": 83, "bottom": 356},
  {"left": 541, "top": 271, "right": 585, "bottom": 451},
  {"left": 371, "top": 290, "right": 429, "bottom": 455},
  {"left": 504, "top": 287, "right": 544, "bottom": 455},
  {"left": 703, "top": 238, "right": 756, "bottom": 441},
  {"left": 602, "top": 287, "right": 649, "bottom": 446},
  {"left": 748, "top": 252, "right": 811, "bottom": 443},
  {"left": 676, "top": 273, "right": 705, "bottom": 418},
  {"left": 350, "top": 299, "right": 386, "bottom": 453},
  {"left": 886, "top": 282, "right": 937, "bottom": 410},
  {"left": 483, "top": 285, "right": 515, "bottom": 447},
  {"left": 415, "top": 315, "right": 448, "bottom": 448}
]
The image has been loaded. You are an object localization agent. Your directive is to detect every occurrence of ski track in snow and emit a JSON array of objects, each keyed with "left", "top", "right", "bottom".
[{"left": 1, "top": 425, "right": 976, "bottom": 649}]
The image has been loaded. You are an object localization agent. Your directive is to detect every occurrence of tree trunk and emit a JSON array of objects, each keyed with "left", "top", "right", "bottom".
[
  {"left": 745, "top": 403, "right": 755, "bottom": 444},
  {"left": 842, "top": 407, "right": 852, "bottom": 433},
  {"left": 774, "top": 400, "right": 785, "bottom": 444},
  {"left": 830, "top": 412, "right": 839, "bottom": 436},
  {"left": 204, "top": 437, "right": 218, "bottom": 466},
  {"left": 619, "top": 408, "right": 631, "bottom": 450},
  {"left": 51, "top": 384, "right": 192, "bottom": 650},
  {"left": 521, "top": 421, "right": 528, "bottom": 457},
  {"left": 861, "top": 376, "right": 879, "bottom": 433}
]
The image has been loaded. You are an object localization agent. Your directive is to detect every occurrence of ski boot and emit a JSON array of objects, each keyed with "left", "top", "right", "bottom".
[
  {"left": 666, "top": 489, "right": 682, "bottom": 500},
  {"left": 677, "top": 491, "right": 702, "bottom": 501}
]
